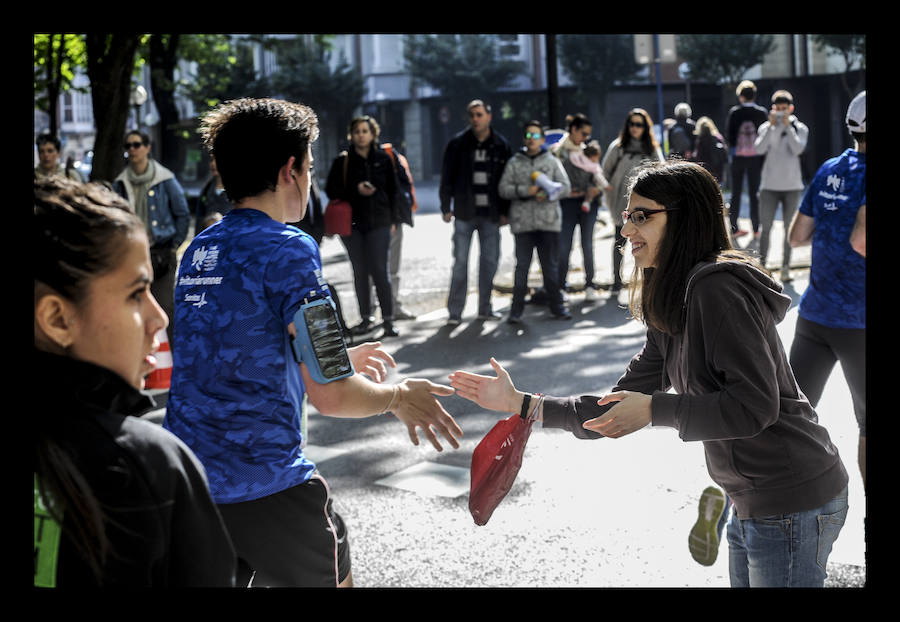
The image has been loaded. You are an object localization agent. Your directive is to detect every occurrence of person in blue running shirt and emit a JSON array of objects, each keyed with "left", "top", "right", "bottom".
[
  {"left": 788, "top": 90, "right": 866, "bottom": 493},
  {"left": 163, "top": 98, "right": 464, "bottom": 588}
]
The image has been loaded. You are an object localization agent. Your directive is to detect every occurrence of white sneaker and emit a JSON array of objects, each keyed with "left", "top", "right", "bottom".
[
  {"left": 585, "top": 287, "right": 598, "bottom": 301},
  {"left": 780, "top": 267, "right": 791, "bottom": 282}
]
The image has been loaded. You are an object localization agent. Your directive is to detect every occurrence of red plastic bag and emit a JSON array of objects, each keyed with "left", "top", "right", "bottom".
[
  {"left": 469, "top": 413, "right": 534, "bottom": 526},
  {"left": 324, "top": 199, "right": 352, "bottom": 237}
]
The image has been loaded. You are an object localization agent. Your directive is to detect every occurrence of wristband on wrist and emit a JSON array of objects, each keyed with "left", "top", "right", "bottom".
[
  {"left": 381, "top": 384, "right": 399, "bottom": 414},
  {"left": 518, "top": 393, "right": 531, "bottom": 420}
]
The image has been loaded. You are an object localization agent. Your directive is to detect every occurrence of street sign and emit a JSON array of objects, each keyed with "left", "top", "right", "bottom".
[{"left": 634, "top": 34, "right": 677, "bottom": 64}]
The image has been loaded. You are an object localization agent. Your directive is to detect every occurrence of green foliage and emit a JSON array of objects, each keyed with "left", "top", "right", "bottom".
[
  {"left": 811, "top": 34, "right": 866, "bottom": 70},
  {"left": 33, "top": 34, "right": 87, "bottom": 112},
  {"left": 557, "top": 34, "right": 642, "bottom": 113},
  {"left": 172, "top": 34, "right": 255, "bottom": 113},
  {"left": 403, "top": 34, "right": 525, "bottom": 113},
  {"left": 811, "top": 34, "right": 865, "bottom": 96},
  {"left": 260, "top": 35, "right": 365, "bottom": 125},
  {"left": 677, "top": 34, "right": 776, "bottom": 86}
]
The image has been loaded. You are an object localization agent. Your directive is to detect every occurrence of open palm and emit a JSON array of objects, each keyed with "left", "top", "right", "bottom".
[{"left": 449, "top": 357, "right": 520, "bottom": 414}]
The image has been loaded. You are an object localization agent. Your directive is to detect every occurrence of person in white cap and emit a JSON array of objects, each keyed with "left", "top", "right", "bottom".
[{"left": 787, "top": 91, "right": 866, "bottom": 496}]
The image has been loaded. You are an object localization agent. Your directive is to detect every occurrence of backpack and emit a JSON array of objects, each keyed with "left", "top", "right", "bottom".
[
  {"left": 734, "top": 120, "right": 759, "bottom": 158},
  {"left": 382, "top": 143, "right": 417, "bottom": 227},
  {"left": 667, "top": 124, "right": 691, "bottom": 157}
]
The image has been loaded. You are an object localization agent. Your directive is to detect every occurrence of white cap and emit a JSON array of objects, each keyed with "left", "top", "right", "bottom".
[{"left": 846, "top": 91, "right": 866, "bottom": 133}]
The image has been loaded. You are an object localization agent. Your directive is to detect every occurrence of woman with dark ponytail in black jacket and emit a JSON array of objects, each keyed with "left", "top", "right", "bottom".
[{"left": 33, "top": 176, "right": 236, "bottom": 587}]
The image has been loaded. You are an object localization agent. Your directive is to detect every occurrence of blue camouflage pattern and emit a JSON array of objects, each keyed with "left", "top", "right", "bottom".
[
  {"left": 797, "top": 149, "right": 866, "bottom": 329},
  {"left": 164, "top": 208, "right": 329, "bottom": 504}
]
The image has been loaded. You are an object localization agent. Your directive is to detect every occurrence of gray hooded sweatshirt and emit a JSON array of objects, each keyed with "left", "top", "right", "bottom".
[{"left": 541, "top": 259, "right": 848, "bottom": 519}]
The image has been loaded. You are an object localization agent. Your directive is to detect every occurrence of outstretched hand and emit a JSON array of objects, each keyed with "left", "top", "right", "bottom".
[
  {"left": 348, "top": 341, "right": 395, "bottom": 383},
  {"left": 581, "top": 391, "right": 652, "bottom": 438},
  {"left": 392, "top": 378, "right": 463, "bottom": 452},
  {"left": 449, "top": 357, "right": 520, "bottom": 414}
]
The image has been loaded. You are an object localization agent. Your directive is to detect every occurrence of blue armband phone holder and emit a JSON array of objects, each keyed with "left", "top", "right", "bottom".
[{"left": 291, "top": 296, "right": 354, "bottom": 384}]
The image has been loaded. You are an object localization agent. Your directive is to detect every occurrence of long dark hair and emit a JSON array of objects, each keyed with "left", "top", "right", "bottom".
[
  {"left": 34, "top": 176, "right": 142, "bottom": 583},
  {"left": 624, "top": 161, "right": 757, "bottom": 334},
  {"left": 618, "top": 108, "right": 660, "bottom": 157}
]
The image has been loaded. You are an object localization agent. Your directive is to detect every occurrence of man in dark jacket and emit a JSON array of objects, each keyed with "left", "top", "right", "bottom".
[{"left": 440, "top": 100, "right": 512, "bottom": 325}]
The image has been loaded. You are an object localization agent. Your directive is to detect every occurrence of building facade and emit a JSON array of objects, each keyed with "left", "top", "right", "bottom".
[{"left": 35, "top": 34, "right": 862, "bottom": 185}]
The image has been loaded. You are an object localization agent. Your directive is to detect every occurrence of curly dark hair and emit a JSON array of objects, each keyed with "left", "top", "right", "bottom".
[{"left": 200, "top": 98, "right": 319, "bottom": 203}]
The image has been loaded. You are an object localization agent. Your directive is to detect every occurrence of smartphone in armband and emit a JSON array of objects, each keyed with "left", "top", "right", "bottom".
[{"left": 291, "top": 297, "right": 354, "bottom": 383}]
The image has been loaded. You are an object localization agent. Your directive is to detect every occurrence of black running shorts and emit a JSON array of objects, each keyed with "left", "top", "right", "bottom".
[{"left": 217, "top": 473, "right": 351, "bottom": 587}]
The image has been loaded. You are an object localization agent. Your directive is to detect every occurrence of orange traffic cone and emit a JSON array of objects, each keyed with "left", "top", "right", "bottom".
[{"left": 144, "top": 329, "right": 172, "bottom": 391}]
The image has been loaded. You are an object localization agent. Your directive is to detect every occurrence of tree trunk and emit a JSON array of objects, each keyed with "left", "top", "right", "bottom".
[
  {"left": 149, "top": 34, "right": 183, "bottom": 174},
  {"left": 85, "top": 34, "right": 141, "bottom": 184},
  {"left": 44, "top": 34, "right": 64, "bottom": 138}
]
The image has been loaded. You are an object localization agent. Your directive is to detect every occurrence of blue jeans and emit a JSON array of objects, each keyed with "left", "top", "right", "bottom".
[
  {"left": 448, "top": 216, "right": 500, "bottom": 319},
  {"left": 726, "top": 487, "right": 848, "bottom": 587},
  {"left": 558, "top": 197, "right": 599, "bottom": 289}
]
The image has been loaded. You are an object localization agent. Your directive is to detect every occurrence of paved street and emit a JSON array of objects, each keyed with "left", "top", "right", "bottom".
[{"left": 147, "top": 180, "right": 865, "bottom": 587}]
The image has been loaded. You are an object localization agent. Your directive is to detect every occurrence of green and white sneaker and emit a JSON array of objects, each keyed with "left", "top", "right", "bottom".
[{"left": 688, "top": 486, "right": 727, "bottom": 566}]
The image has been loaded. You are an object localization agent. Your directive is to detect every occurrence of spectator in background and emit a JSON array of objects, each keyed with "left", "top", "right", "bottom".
[
  {"left": 601, "top": 108, "right": 665, "bottom": 293},
  {"left": 440, "top": 99, "right": 513, "bottom": 325},
  {"left": 691, "top": 117, "right": 728, "bottom": 186},
  {"left": 113, "top": 129, "right": 190, "bottom": 344},
  {"left": 34, "top": 175, "right": 235, "bottom": 587},
  {"left": 325, "top": 116, "right": 401, "bottom": 338},
  {"left": 498, "top": 120, "right": 572, "bottom": 324},
  {"left": 289, "top": 175, "right": 325, "bottom": 245},
  {"left": 194, "top": 155, "right": 232, "bottom": 234},
  {"left": 553, "top": 113, "right": 610, "bottom": 301},
  {"left": 754, "top": 90, "right": 809, "bottom": 282},
  {"left": 370, "top": 140, "right": 418, "bottom": 321},
  {"left": 725, "top": 80, "right": 769, "bottom": 239},
  {"left": 666, "top": 102, "right": 696, "bottom": 160},
  {"left": 35, "top": 134, "right": 84, "bottom": 182}
]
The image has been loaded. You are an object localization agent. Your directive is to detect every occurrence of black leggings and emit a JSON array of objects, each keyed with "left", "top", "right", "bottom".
[
  {"left": 789, "top": 316, "right": 866, "bottom": 436},
  {"left": 342, "top": 225, "right": 393, "bottom": 321}
]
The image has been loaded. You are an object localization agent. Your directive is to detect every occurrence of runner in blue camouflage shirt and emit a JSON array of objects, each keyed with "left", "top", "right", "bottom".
[{"left": 164, "top": 98, "right": 463, "bottom": 588}]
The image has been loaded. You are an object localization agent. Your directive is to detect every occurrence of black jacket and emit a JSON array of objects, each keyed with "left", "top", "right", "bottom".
[
  {"left": 289, "top": 176, "right": 325, "bottom": 245},
  {"left": 325, "top": 147, "right": 399, "bottom": 232},
  {"left": 439, "top": 127, "right": 512, "bottom": 221},
  {"left": 33, "top": 349, "right": 236, "bottom": 587}
]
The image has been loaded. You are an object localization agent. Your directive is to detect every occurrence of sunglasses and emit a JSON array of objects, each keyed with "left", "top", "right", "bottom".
[
  {"left": 124, "top": 141, "right": 145, "bottom": 150},
  {"left": 628, "top": 121, "right": 646, "bottom": 128},
  {"left": 622, "top": 207, "right": 679, "bottom": 225},
  {"left": 524, "top": 132, "right": 543, "bottom": 140}
]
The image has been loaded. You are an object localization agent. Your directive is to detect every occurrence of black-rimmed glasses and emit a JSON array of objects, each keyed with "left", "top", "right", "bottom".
[{"left": 622, "top": 207, "right": 679, "bottom": 225}]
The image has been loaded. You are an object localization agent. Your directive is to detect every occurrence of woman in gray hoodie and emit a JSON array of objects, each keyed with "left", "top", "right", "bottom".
[{"left": 450, "top": 160, "right": 848, "bottom": 588}]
